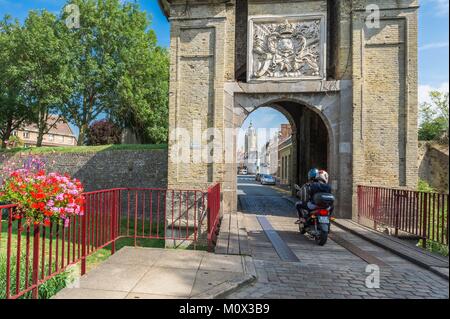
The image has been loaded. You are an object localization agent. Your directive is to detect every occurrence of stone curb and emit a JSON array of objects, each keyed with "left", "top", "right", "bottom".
[
  {"left": 332, "top": 220, "right": 449, "bottom": 281},
  {"left": 192, "top": 255, "right": 257, "bottom": 299}
]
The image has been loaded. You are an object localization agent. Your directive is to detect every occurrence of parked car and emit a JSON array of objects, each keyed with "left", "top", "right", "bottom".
[
  {"left": 239, "top": 168, "right": 248, "bottom": 175},
  {"left": 260, "top": 174, "right": 276, "bottom": 185}
]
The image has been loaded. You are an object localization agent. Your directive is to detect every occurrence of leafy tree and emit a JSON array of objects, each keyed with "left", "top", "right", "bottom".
[
  {"left": 0, "top": 16, "right": 32, "bottom": 148},
  {"left": 419, "top": 91, "right": 449, "bottom": 142},
  {"left": 86, "top": 119, "right": 121, "bottom": 145},
  {"left": 60, "top": 0, "right": 169, "bottom": 145},
  {"left": 114, "top": 44, "right": 169, "bottom": 144},
  {"left": 18, "top": 10, "right": 75, "bottom": 147}
]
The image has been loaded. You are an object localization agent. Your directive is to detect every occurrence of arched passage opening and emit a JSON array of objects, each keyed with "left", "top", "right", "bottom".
[{"left": 235, "top": 100, "right": 331, "bottom": 214}]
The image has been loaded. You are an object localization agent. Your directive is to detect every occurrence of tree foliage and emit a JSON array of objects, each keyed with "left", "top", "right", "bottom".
[
  {"left": 60, "top": 0, "right": 169, "bottom": 145},
  {"left": 0, "top": 0, "right": 169, "bottom": 147},
  {"left": 419, "top": 91, "right": 449, "bottom": 143},
  {"left": 114, "top": 40, "right": 170, "bottom": 144},
  {"left": 86, "top": 119, "right": 121, "bottom": 145},
  {"left": 0, "top": 16, "right": 32, "bottom": 148},
  {"left": 18, "top": 10, "right": 75, "bottom": 147}
]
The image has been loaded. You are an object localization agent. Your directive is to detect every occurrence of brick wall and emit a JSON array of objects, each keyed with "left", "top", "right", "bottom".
[{"left": 0, "top": 149, "right": 168, "bottom": 192}]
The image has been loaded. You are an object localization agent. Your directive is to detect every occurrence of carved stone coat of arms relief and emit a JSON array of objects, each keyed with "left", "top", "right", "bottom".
[{"left": 248, "top": 15, "right": 326, "bottom": 82}]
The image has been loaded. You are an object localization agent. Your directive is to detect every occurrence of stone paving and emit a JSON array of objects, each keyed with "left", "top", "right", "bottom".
[
  {"left": 227, "top": 181, "right": 449, "bottom": 299},
  {"left": 54, "top": 247, "right": 250, "bottom": 299},
  {"left": 53, "top": 177, "right": 449, "bottom": 300},
  {"left": 227, "top": 213, "right": 449, "bottom": 299}
]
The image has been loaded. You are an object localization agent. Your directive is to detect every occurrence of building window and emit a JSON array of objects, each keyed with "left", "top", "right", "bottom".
[
  {"left": 48, "top": 134, "right": 54, "bottom": 141},
  {"left": 23, "top": 132, "right": 29, "bottom": 139}
]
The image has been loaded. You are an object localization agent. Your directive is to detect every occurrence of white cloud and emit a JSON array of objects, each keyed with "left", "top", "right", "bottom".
[
  {"left": 419, "top": 42, "right": 449, "bottom": 51},
  {"left": 419, "top": 82, "right": 449, "bottom": 104}
]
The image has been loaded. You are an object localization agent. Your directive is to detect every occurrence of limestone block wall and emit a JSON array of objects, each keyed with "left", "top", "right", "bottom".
[
  {"left": 418, "top": 142, "right": 449, "bottom": 193},
  {"left": 351, "top": 0, "right": 419, "bottom": 217},
  {"left": 166, "top": 0, "right": 237, "bottom": 216},
  {"left": 0, "top": 149, "right": 168, "bottom": 192},
  {"left": 334, "top": 0, "right": 353, "bottom": 80}
]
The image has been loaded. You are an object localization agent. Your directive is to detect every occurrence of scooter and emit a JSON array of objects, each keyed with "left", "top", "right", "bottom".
[{"left": 294, "top": 184, "right": 335, "bottom": 246}]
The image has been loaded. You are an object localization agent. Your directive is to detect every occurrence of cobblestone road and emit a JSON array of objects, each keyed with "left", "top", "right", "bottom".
[{"left": 227, "top": 176, "right": 449, "bottom": 299}]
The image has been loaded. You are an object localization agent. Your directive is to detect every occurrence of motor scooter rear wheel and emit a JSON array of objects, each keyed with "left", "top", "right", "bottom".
[{"left": 315, "top": 232, "right": 328, "bottom": 246}]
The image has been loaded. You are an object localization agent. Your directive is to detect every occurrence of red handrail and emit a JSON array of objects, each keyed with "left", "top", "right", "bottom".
[
  {"left": 357, "top": 185, "right": 449, "bottom": 247},
  {"left": 0, "top": 186, "right": 214, "bottom": 299}
]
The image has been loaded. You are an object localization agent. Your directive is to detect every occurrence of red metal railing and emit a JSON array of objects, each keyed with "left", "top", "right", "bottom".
[
  {"left": 206, "top": 183, "right": 221, "bottom": 251},
  {"left": 357, "top": 185, "right": 449, "bottom": 247},
  {"left": 1, "top": 185, "right": 220, "bottom": 299}
]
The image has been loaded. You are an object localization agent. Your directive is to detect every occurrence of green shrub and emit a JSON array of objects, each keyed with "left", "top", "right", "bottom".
[{"left": 418, "top": 180, "right": 435, "bottom": 193}]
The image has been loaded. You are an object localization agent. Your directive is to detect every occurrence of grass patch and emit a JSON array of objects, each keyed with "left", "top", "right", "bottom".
[
  {"left": 415, "top": 180, "right": 449, "bottom": 257},
  {"left": 0, "top": 144, "right": 167, "bottom": 155},
  {"left": 419, "top": 239, "right": 449, "bottom": 257}
]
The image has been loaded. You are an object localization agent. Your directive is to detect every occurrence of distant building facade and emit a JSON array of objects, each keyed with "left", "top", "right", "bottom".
[
  {"left": 278, "top": 124, "right": 293, "bottom": 185},
  {"left": 244, "top": 122, "right": 258, "bottom": 174},
  {"left": 237, "top": 147, "right": 246, "bottom": 172},
  {"left": 11, "top": 116, "right": 77, "bottom": 147},
  {"left": 259, "top": 133, "right": 279, "bottom": 176}
]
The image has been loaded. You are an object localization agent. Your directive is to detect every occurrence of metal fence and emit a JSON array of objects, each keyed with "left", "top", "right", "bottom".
[
  {"left": 0, "top": 184, "right": 221, "bottom": 299},
  {"left": 206, "top": 183, "right": 221, "bottom": 251},
  {"left": 357, "top": 185, "right": 449, "bottom": 247}
]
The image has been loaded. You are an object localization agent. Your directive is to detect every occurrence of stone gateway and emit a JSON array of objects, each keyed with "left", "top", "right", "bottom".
[{"left": 158, "top": 0, "right": 419, "bottom": 219}]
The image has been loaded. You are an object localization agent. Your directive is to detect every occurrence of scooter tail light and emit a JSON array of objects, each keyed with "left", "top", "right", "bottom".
[{"left": 318, "top": 209, "right": 329, "bottom": 216}]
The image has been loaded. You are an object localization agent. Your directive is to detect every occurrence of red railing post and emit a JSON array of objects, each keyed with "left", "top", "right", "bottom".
[
  {"left": 207, "top": 186, "right": 212, "bottom": 250},
  {"left": 81, "top": 206, "right": 87, "bottom": 276},
  {"left": 374, "top": 187, "right": 380, "bottom": 230},
  {"left": 394, "top": 190, "right": 400, "bottom": 237},
  {"left": 422, "top": 192, "right": 428, "bottom": 249},
  {"left": 5, "top": 210, "right": 12, "bottom": 299},
  {"left": 357, "top": 186, "right": 361, "bottom": 223},
  {"left": 134, "top": 190, "right": 138, "bottom": 247},
  {"left": 31, "top": 224, "right": 40, "bottom": 299},
  {"left": 111, "top": 190, "right": 116, "bottom": 255}
]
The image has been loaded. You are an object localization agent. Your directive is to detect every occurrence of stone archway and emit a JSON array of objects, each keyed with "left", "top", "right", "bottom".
[
  {"left": 237, "top": 104, "right": 298, "bottom": 187},
  {"left": 161, "top": 0, "right": 419, "bottom": 222},
  {"left": 230, "top": 86, "right": 348, "bottom": 217}
]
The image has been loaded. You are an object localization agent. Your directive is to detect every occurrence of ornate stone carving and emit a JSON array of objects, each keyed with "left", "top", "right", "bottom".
[{"left": 248, "top": 15, "right": 326, "bottom": 82}]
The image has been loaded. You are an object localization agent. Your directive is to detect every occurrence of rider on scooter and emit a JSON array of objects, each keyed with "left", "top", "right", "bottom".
[{"left": 295, "top": 168, "right": 332, "bottom": 223}]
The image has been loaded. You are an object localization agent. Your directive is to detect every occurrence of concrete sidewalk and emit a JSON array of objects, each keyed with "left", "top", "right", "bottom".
[{"left": 53, "top": 247, "right": 256, "bottom": 299}]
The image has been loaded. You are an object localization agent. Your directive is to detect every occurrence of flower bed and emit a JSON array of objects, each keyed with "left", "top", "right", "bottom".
[{"left": 0, "top": 157, "right": 84, "bottom": 227}]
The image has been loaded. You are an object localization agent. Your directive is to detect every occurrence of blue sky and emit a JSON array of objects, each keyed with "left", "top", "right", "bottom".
[{"left": 0, "top": 0, "right": 448, "bottom": 143}]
